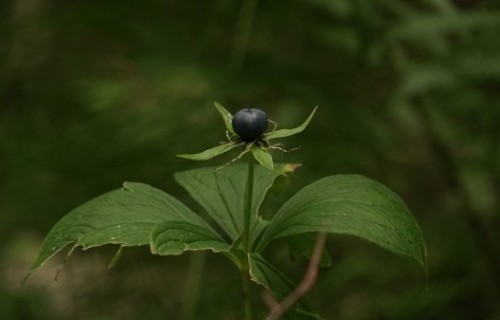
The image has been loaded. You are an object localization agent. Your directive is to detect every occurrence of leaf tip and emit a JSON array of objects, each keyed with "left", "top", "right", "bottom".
[
  {"left": 282, "top": 163, "right": 302, "bottom": 174},
  {"left": 108, "top": 246, "right": 124, "bottom": 269},
  {"left": 122, "top": 181, "right": 132, "bottom": 191},
  {"left": 21, "top": 272, "right": 32, "bottom": 286}
]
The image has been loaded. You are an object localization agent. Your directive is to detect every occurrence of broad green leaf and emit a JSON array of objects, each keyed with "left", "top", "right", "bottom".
[
  {"left": 150, "top": 221, "right": 230, "bottom": 255},
  {"left": 266, "top": 107, "right": 318, "bottom": 140},
  {"left": 176, "top": 142, "right": 244, "bottom": 161},
  {"left": 252, "top": 146, "right": 274, "bottom": 171},
  {"left": 28, "top": 182, "right": 211, "bottom": 275},
  {"left": 256, "top": 175, "right": 427, "bottom": 268},
  {"left": 175, "top": 164, "right": 290, "bottom": 244},
  {"left": 248, "top": 254, "right": 318, "bottom": 320},
  {"left": 214, "top": 101, "right": 234, "bottom": 133}
]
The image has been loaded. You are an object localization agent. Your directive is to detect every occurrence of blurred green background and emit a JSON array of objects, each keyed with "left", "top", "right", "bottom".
[{"left": 1, "top": 0, "right": 499, "bottom": 319}]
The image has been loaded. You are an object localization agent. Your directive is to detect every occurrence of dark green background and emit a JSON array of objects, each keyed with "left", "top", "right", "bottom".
[{"left": 1, "top": 0, "right": 499, "bottom": 319}]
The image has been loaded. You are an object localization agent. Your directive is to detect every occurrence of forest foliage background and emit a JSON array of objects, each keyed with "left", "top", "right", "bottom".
[{"left": 1, "top": 0, "right": 499, "bottom": 319}]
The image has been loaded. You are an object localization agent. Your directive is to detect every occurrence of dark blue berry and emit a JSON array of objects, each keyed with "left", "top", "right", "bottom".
[{"left": 232, "top": 108, "right": 268, "bottom": 142}]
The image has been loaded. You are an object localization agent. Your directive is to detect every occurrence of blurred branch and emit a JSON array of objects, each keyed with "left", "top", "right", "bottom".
[
  {"left": 265, "top": 232, "right": 327, "bottom": 320},
  {"left": 415, "top": 99, "right": 500, "bottom": 294},
  {"left": 230, "top": 0, "right": 259, "bottom": 70}
]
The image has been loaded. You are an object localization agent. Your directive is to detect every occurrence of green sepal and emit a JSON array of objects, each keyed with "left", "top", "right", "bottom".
[
  {"left": 214, "top": 101, "right": 234, "bottom": 133},
  {"left": 176, "top": 142, "right": 244, "bottom": 161},
  {"left": 252, "top": 146, "right": 274, "bottom": 171},
  {"left": 265, "top": 107, "right": 318, "bottom": 141}
]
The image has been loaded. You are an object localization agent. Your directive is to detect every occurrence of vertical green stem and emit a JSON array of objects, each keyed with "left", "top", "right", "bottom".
[
  {"left": 241, "top": 155, "right": 255, "bottom": 320},
  {"left": 241, "top": 264, "right": 253, "bottom": 320},
  {"left": 243, "top": 156, "right": 255, "bottom": 252}
]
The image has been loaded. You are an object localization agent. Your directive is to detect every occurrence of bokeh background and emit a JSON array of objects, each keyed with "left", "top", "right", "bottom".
[{"left": 1, "top": 0, "right": 499, "bottom": 319}]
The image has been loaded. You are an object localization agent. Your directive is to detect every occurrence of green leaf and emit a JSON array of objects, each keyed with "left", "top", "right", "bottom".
[
  {"left": 150, "top": 221, "right": 231, "bottom": 255},
  {"left": 214, "top": 101, "right": 234, "bottom": 133},
  {"left": 256, "top": 175, "right": 427, "bottom": 268},
  {"left": 176, "top": 142, "right": 244, "bottom": 161},
  {"left": 248, "top": 254, "right": 319, "bottom": 320},
  {"left": 252, "top": 146, "right": 274, "bottom": 171},
  {"left": 265, "top": 107, "right": 318, "bottom": 140},
  {"left": 174, "top": 164, "right": 287, "bottom": 244},
  {"left": 28, "top": 182, "right": 211, "bottom": 275}
]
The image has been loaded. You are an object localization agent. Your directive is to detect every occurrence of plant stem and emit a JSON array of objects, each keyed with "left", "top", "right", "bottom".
[
  {"left": 243, "top": 156, "right": 255, "bottom": 252},
  {"left": 241, "top": 155, "right": 255, "bottom": 320},
  {"left": 241, "top": 262, "right": 253, "bottom": 320}
]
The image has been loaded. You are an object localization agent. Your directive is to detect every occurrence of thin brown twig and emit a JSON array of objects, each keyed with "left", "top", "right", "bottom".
[{"left": 265, "top": 232, "right": 328, "bottom": 320}]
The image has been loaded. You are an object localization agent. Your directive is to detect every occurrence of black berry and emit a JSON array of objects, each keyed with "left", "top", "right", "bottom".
[{"left": 232, "top": 108, "right": 268, "bottom": 142}]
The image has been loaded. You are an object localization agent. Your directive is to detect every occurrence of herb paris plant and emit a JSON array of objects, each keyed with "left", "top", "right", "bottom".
[
  {"left": 27, "top": 103, "right": 427, "bottom": 320},
  {"left": 177, "top": 103, "right": 317, "bottom": 172}
]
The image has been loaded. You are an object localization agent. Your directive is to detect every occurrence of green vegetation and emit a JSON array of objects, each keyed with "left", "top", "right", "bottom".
[{"left": 25, "top": 105, "right": 425, "bottom": 319}]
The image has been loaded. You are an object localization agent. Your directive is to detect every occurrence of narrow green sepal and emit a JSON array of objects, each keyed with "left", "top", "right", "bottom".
[
  {"left": 214, "top": 102, "right": 234, "bottom": 133},
  {"left": 265, "top": 106, "right": 318, "bottom": 140},
  {"left": 252, "top": 146, "right": 274, "bottom": 171},
  {"left": 177, "top": 142, "right": 243, "bottom": 161}
]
